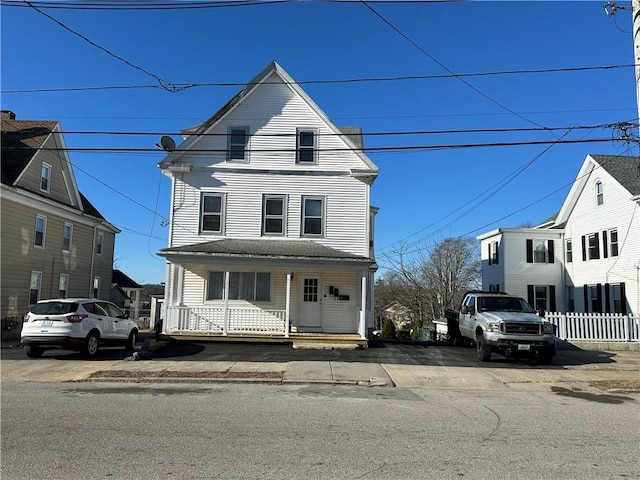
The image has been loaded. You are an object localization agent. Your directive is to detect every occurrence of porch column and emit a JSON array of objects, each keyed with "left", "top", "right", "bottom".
[
  {"left": 175, "top": 265, "right": 184, "bottom": 306},
  {"left": 285, "top": 269, "right": 292, "bottom": 338},
  {"left": 223, "top": 267, "right": 230, "bottom": 336},
  {"left": 359, "top": 269, "right": 367, "bottom": 338}
]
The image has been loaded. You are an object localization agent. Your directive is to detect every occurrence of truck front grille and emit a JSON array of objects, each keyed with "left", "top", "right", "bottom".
[{"left": 504, "top": 323, "right": 541, "bottom": 335}]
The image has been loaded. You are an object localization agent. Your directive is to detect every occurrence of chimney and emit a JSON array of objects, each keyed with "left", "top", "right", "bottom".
[{"left": 1, "top": 110, "right": 16, "bottom": 120}]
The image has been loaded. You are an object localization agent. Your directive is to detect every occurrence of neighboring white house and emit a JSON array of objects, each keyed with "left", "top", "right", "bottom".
[
  {"left": 157, "top": 61, "right": 379, "bottom": 344},
  {"left": 478, "top": 154, "right": 640, "bottom": 317}
]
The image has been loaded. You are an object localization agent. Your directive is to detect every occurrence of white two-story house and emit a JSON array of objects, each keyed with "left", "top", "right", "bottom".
[
  {"left": 478, "top": 154, "right": 639, "bottom": 317},
  {"left": 157, "top": 62, "right": 379, "bottom": 345}
]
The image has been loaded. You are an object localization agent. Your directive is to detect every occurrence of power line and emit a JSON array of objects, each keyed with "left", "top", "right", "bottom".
[{"left": 3, "top": 63, "right": 634, "bottom": 94}]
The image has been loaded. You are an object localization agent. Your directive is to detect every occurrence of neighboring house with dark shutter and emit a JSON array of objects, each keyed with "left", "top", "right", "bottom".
[
  {"left": 1, "top": 110, "right": 119, "bottom": 338},
  {"left": 478, "top": 154, "right": 639, "bottom": 316},
  {"left": 157, "top": 62, "right": 379, "bottom": 345},
  {"left": 111, "top": 269, "right": 143, "bottom": 320}
]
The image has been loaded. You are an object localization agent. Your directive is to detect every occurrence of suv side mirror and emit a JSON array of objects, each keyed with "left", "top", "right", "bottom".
[{"left": 460, "top": 305, "right": 468, "bottom": 315}]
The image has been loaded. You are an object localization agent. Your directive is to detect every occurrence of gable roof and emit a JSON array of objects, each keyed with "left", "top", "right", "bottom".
[
  {"left": 1, "top": 117, "right": 57, "bottom": 185},
  {"left": 112, "top": 269, "right": 142, "bottom": 289},
  {"left": 164, "top": 61, "right": 378, "bottom": 176},
  {"left": 554, "top": 153, "right": 640, "bottom": 226}
]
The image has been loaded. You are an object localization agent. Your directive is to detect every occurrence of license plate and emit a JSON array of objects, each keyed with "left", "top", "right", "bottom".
[
  {"left": 518, "top": 344, "right": 531, "bottom": 351},
  {"left": 41, "top": 320, "right": 53, "bottom": 327}
]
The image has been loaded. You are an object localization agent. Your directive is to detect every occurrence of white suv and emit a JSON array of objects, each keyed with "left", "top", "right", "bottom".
[{"left": 21, "top": 298, "right": 139, "bottom": 358}]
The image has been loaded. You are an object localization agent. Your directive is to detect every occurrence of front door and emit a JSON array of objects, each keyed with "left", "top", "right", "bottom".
[{"left": 298, "top": 276, "right": 322, "bottom": 331}]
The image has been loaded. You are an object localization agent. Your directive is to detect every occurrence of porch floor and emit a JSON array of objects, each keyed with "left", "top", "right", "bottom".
[{"left": 161, "top": 331, "right": 368, "bottom": 347}]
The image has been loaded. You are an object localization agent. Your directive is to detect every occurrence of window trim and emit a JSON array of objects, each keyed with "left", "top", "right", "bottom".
[
  {"left": 34, "top": 214, "right": 47, "bottom": 248},
  {"left": 206, "top": 271, "right": 272, "bottom": 302},
  {"left": 62, "top": 222, "right": 73, "bottom": 253},
  {"left": 96, "top": 231, "right": 104, "bottom": 256},
  {"left": 595, "top": 180, "right": 604, "bottom": 206},
  {"left": 262, "top": 194, "right": 287, "bottom": 236},
  {"left": 200, "top": 192, "right": 225, "bottom": 235},
  {"left": 59, "top": 273, "right": 69, "bottom": 299},
  {"left": 227, "top": 126, "right": 249, "bottom": 162},
  {"left": 41, "top": 163, "right": 51, "bottom": 193},
  {"left": 301, "top": 196, "right": 325, "bottom": 237},
  {"left": 296, "top": 128, "right": 318, "bottom": 164},
  {"left": 29, "top": 271, "right": 42, "bottom": 305}
]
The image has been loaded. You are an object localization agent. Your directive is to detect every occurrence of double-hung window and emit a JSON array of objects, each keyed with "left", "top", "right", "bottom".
[
  {"left": 296, "top": 129, "right": 317, "bottom": 164},
  {"left": 582, "top": 233, "right": 600, "bottom": 260},
  {"left": 227, "top": 127, "right": 249, "bottom": 162},
  {"left": 63, "top": 223, "right": 73, "bottom": 252},
  {"left": 526, "top": 239, "right": 554, "bottom": 263},
  {"left": 488, "top": 241, "right": 499, "bottom": 265},
  {"left": 41, "top": 163, "right": 51, "bottom": 192},
  {"left": 34, "top": 214, "right": 47, "bottom": 248},
  {"left": 201, "top": 193, "right": 225, "bottom": 234},
  {"left": 302, "top": 196, "right": 324, "bottom": 236},
  {"left": 93, "top": 277, "right": 100, "bottom": 299},
  {"left": 96, "top": 231, "right": 104, "bottom": 255},
  {"left": 263, "top": 195, "right": 286, "bottom": 236},
  {"left": 565, "top": 239, "right": 573, "bottom": 263},
  {"left": 207, "top": 271, "right": 271, "bottom": 302},
  {"left": 595, "top": 181, "right": 604, "bottom": 206},
  {"left": 608, "top": 229, "right": 619, "bottom": 257},
  {"left": 29, "top": 272, "right": 42, "bottom": 305},
  {"left": 59, "top": 274, "right": 69, "bottom": 299}
]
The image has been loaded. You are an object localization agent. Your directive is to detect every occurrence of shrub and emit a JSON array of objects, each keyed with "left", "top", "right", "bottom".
[{"left": 381, "top": 318, "right": 396, "bottom": 340}]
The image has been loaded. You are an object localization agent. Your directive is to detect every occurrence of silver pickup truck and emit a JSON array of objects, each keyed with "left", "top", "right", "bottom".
[{"left": 456, "top": 291, "right": 555, "bottom": 363}]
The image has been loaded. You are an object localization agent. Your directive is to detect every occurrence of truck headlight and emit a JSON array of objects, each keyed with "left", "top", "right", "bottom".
[
  {"left": 543, "top": 323, "right": 554, "bottom": 334},
  {"left": 486, "top": 322, "right": 502, "bottom": 333}
]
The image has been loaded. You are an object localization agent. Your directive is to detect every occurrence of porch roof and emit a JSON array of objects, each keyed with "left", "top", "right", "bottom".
[{"left": 159, "top": 238, "right": 374, "bottom": 265}]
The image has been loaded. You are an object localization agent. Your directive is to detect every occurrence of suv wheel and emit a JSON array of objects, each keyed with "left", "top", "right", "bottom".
[
  {"left": 25, "top": 345, "right": 44, "bottom": 358},
  {"left": 476, "top": 333, "right": 492, "bottom": 362},
  {"left": 83, "top": 332, "right": 99, "bottom": 358},
  {"left": 125, "top": 330, "right": 137, "bottom": 351}
]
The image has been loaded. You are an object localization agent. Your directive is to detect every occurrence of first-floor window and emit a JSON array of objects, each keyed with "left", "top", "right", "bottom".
[
  {"left": 611, "top": 284, "right": 623, "bottom": 313},
  {"left": 93, "top": 277, "right": 100, "bottom": 299},
  {"left": 587, "top": 284, "right": 602, "bottom": 313},
  {"left": 489, "top": 284, "right": 501, "bottom": 293},
  {"left": 566, "top": 286, "right": 575, "bottom": 312},
  {"left": 534, "top": 286, "right": 547, "bottom": 310},
  {"left": 59, "top": 274, "right": 69, "bottom": 298},
  {"left": 29, "top": 272, "right": 42, "bottom": 305},
  {"left": 528, "top": 284, "right": 556, "bottom": 312},
  {"left": 207, "top": 271, "right": 271, "bottom": 302}
]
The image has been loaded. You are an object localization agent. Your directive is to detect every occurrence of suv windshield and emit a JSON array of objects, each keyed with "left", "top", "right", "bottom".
[
  {"left": 31, "top": 302, "right": 78, "bottom": 315},
  {"left": 477, "top": 296, "right": 535, "bottom": 313}
]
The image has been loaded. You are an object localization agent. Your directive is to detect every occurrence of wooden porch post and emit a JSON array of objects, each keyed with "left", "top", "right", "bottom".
[
  {"left": 285, "top": 268, "right": 292, "bottom": 338},
  {"left": 223, "top": 267, "right": 230, "bottom": 336},
  {"left": 359, "top": 269, "right": 367, "bottom": 338}
]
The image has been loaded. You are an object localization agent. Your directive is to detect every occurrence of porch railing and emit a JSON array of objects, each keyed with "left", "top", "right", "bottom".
[
  {"left": 544, "top": 312, "right": 640, "bottom": 342},
  {"left": 165, "top": 306, "right": 287, "bottom": 335}
]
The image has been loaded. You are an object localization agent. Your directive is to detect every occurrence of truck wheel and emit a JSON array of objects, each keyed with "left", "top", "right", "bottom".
[{"left": 476, "top": 334, "right": 492, "bottom": 361}]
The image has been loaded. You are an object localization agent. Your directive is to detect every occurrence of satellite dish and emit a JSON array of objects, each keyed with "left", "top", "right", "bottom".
[{"left": 160, "top": 135, "right": 176, "bottom": 152}]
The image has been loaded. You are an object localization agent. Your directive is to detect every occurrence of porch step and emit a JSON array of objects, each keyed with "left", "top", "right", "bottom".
[{"left": 293, "top": 342, "right": 363, "bottom": 350}]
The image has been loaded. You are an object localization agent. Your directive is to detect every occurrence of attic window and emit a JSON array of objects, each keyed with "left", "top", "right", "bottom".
[
  {"left": 41, "top": 163, "right": 51, "bottom": 192},
  {"left": 227, "top": 127, "right": 249, "bottom": 162},
  {"left": 296, "top": 129, "right": 317, "bottom": 164},
  {"left": 595, "top": 181, "right": 604, "bottom": 206}
]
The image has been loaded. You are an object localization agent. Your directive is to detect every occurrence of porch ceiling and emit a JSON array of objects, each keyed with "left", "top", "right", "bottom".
[{"left": 159, "top": 238, "right": 374, "bottom": 265}]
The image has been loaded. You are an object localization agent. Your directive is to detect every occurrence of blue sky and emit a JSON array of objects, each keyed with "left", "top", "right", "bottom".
[{"left": 2, "top": 1, "right": 637, "bottom": 284}]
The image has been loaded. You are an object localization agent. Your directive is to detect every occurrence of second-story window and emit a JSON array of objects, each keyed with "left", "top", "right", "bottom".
[
  {"left": 201, "top": 193, "right": 225, "bottom": 234},
  {"left": 96, "top": 231, "right": 104, "bottom": 255},
  {"left": 302, "top": 197, "right": 324, "bottom": 236},
  {"left": 526, "top": 239, "right": 554, "bottom": 264},
  {"left": 608, "top": 229, "right": 619, "bottom": 257},
  {"left": 227, "top": 127, "right": 249, "bottom": 162},
  {"left": 582, "top": 233, "right": 600, "bottom": 261},
  {"left": 63, "top": 223, "right": 73, "bottom": 252},
  {"left": 488, "top": 241, "right": 499, "bottom": 265},
  {"left": 296, "top": 129, "right": 317, "bottom": 164},
  {"left": 595, "top": 181, "right": 604, "bottom": 206},
  {"left": 34, "top": 214, "right": 47, "bottom": 248},
  {"left": 41, "top": 163, "right": 51, "bottom": 192},
  {"left": 263, "top": 195, "right": 286, "bottom": 236},
  {"left": 566, "top": 239, "right": 573, "bottom": 263}
]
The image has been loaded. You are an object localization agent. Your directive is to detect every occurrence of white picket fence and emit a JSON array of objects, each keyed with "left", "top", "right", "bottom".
[{"left": 544, "top": 312, "right": 640, "bottom": 342}]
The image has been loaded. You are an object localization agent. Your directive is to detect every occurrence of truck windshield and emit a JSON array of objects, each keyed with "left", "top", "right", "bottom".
[{"left": 477, "top": 297, "right": 535, "bottom": 313}]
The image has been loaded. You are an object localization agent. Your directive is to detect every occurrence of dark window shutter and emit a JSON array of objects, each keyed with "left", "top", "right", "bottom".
[
  {"left": 495, "top": 243, "right": 499, "bottom": 265},
  {"left": 583, "top": 285, "right": 589, "bottom": 313},
  {"left": 549, "top": 285, "right": 556, "bottom": 312},
  {"left": 605, "top": 283, "right": 611, "bottom": 313},
  {"left": 620, "top": 283, "right": 627, "bottom": 315},
  {"left": 594, "top": 234, "right": 600, "bottom": 259},
  {"left": 526, "top": 239, "right": 533, "bottom": 263},
  {"left": 527, "top": 285, "right": 535, "bottom": 307},
  {"left": 548, "top": 240, "right": 554, "bottom": 264},
  {"left": 488, "top": 243, "right": 491, "bottom": 265},
  {"left": 581, "top": 236, "right": 586, "bottom": 261},
  {"left": 602, "top": 231, "right": 608, "bottom": 258},
  {"left": 596, "top": 284, "right": 603, "bottom": 313}
]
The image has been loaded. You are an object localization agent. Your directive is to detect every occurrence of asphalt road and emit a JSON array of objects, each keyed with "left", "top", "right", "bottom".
[{"left": 2, "top": 381, "right": 638, "bottom": 480}]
